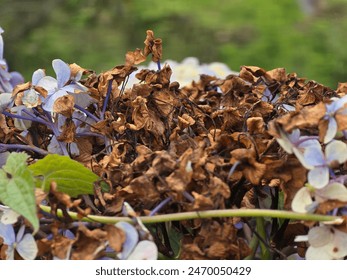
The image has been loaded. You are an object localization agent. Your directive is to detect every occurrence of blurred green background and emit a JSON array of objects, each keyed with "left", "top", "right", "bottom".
[{"left": 1, "top": 0, "right": 347, "bottom": 88}]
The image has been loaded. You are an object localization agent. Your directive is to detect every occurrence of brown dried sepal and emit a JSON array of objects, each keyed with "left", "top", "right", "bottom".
[
  {"left": 53, "top": 94, "right": 75, "bottom": 117},
  {"left": 143, "top": 30, "right": 162, "bottom": 63}
]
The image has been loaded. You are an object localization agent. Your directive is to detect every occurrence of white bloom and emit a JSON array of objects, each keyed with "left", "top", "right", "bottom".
[
  {"left": 292, "top": 182, "right": 347, "bottom": 213},
  {"left": 305, "top": 225, "right": 347, "bottom": 260},
  {"left": 126, "top": 57, "right": 237, "bottom": 88},
  {"left": 0, "top": 205, "right": 20, "bottom": 224}
]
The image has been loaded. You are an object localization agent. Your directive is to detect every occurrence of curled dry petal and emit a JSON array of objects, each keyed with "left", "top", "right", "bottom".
[{"left": 53, "top": 94, "right": 75, "bottom": 117}]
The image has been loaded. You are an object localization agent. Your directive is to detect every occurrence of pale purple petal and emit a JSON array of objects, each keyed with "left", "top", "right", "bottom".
[
  {"left": 9, "top": 71, "right": 24, "bottom": 87},
  {"left": 0, "top": 223, "right": 15, "bottom": 245},
  {"left": 16, "top": 233, "right": 38, "bottom": 260},
  {"left": 47, "top": 136, "right": 64, "bottom": 155},
  {"left": 63, "top": 83, "right": 85, "bottom": 94},
  {"left": 52, "top": 59, "right": 70, "bottom": 88},
  {"left": 333, "top": 95, "right": 347, "bottom": 111},
  {"left": 303, "top": 145, "right": 325, "bottom": 167},
  {"left": 293, "top": 146, "right": 317, "bottom": 169},
  {"left": 16, "top": 225, "right": 25, "bottom": 242},
  {"left": 0, "top": 67, "right": 13, "bottom": 92},
  {"left": 32, "top": 69, "right": 46, "bottom": 85},
  {"left": 308, "top": 167, "right": 329, "bottom": 189},
  {"left": 325, "top": 140, "right": 347, "bottom": 164},
  {"left": 115, "top": 222, "right": 138, "bottom": 260},
  {"left": 324, "top": 117, "right": 337, "bottom": 144},
  {"left": 36, "top": 76, "right": 58, "bottom": 93},
  {"left": 297, "top": 138, "right": 320, "bottom": 149},
  {"left": 287, "top": 129, "right": 301, "bottom": 143}
]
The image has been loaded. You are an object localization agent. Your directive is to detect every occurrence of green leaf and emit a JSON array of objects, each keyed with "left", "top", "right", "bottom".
[
  {"left": 0, "top": 152, "right": 39, "bottom": 232},
  {"left": 28, "top": 154, "right": 98, "bottom": 197}
]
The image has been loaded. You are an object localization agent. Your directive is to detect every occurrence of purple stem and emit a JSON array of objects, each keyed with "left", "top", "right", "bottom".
[
  {"left": 183, "top": 191, "right": 195, "bottom": 202},
  {"left": 101, "top": 79, "right": 113, "bottom": 120},
  {"left": 157, "top": 60, "right": 161, "bottom": 71},
  {"left": 2, "top": 110, "right": 50, "bottom": 126},
  {"left": 228, "top": 161, "right": 240, "bottom": 179},
  {"left": 76, "top": 132, "right": 104, "bottom": 138},
  {"left": 149, "top": 197, "right": 172, "bottom": 216},
  {"left": 0, "top": 143, "right": 49, "bottom": 155},
  {"left": 74, "top": 104, "right": 100, "bottom": 122},
  {"left": 44, "top": 111, "right": 69, "bottom": 156}
]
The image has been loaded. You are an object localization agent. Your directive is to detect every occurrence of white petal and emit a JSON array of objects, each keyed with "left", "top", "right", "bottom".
[
  {"left": 0, "top": 209, "right": 20, "bottom": 224},
  {"left": 319, "top": 183, "right": 347, "bottom": 201},
  {"left": 0, "top": 92, "right": 12, "bottom": 112},
  {"left": 36, "top": 76, "right": 58, "bottom": 93},
  {"left": 330, "top": 228, "right": 347, "bottom": 259},
  {"left": 308, "top": 167, "right": 329, "bottom": 189},
  {"left": 308, "top": 226, "right": 333, "bottom": 247},
  {"left": 127, "top": 240, "right": 158, "bottom": 260},
  {"left": 324, "top": 117, "right": 337, "bottom": 144},
  {"left": 326, "top": 140, "right": 347, "bottom": 164},
  {"left": 276, "top": 138, "right": 293, "bottom": 154},
  {"left": 16, "top": 233, "right": 38, "bottom": 260},
  {"left": 52, "top": 59, "right": 71, "bottom": 88},
  {"left": 291, "top": 187, "right": 313, "bottom": 213},
  {"left": 294, "top": 235, "right": 309, "bottom": 242},
  {"left": 305, "top": 246, "right": 333, "bottom": 260},
  {"left": 10, "top": 105, "right": 32, "bottom": 130}
]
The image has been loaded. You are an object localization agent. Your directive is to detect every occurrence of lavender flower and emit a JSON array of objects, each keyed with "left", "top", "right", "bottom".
[
  {"left": 303, "top": 140, "right": 347, "bottom": 189},
  {"left": 275, "top": 128, "right": 320, "bottom": 169},
  {"left": 36, "top": 59, "right": 87, "bottom": 112},
  {"left": 0, "top": 224, "right": 37, "bottom": 260},
  {"left": 323, "top": 96, "right": 347, "bottom": 143}
]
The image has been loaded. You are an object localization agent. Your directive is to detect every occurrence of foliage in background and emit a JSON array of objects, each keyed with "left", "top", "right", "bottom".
[{"left": 1, "top": 0, "right": 347, "bottom": 88}]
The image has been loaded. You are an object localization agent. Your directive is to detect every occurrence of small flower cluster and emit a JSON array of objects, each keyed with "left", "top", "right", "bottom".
[
  {"left": 0, "top": 205, "right": 37, "bottom": 260},
  {"left": 275, "top": 96, "right": 347, "bottom": 259},
  {"left": 127, "top": 57, "right": 238, "bottom": 88}
]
